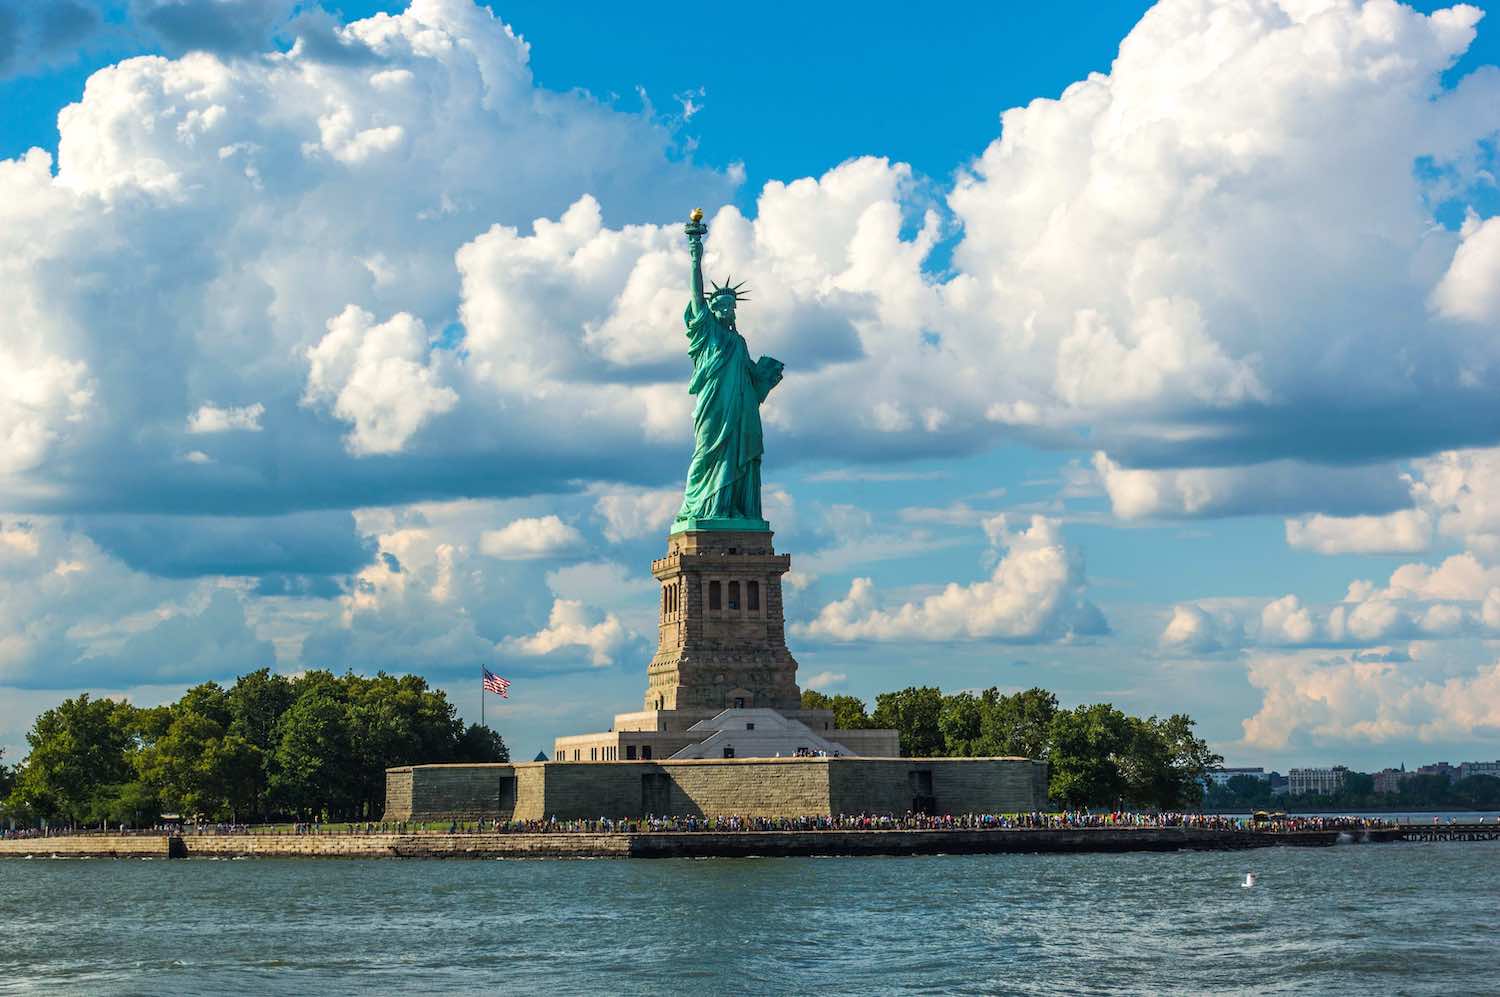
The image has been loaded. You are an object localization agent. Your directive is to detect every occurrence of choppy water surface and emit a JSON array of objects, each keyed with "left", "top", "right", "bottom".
[{"left": 2, "top": 841, "right": 1496, "bottom": 995}]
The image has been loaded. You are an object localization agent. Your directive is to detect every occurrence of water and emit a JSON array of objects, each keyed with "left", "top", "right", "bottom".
[{"left": 2, "top": 841, "right": 1497, "bottom": 995}]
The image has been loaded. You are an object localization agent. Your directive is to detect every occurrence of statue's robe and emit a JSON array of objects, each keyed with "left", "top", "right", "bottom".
[{"left": 674, "top": 302, "right": 783, "bottom": 527}]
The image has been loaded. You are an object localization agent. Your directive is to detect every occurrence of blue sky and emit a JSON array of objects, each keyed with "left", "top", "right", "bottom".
[{"left": 2, "top": 0, "right": 1500, "bottom": 772}]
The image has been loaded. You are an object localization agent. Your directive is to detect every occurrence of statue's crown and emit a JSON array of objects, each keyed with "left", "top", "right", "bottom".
[{"left": 709, "top": 276, "right": 749, "bottom": 303}]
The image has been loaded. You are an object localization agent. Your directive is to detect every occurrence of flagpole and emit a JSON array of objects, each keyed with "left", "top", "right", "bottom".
[{"left": 481, "top": 664, "right": 485, "bottom": 731}]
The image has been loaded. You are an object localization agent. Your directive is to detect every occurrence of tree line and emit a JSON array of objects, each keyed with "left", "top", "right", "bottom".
[
  {"left": 1206, "top": 772, "right": 1500, "bottom": 812},
  {"left": 2, "top": 669, "right": 507, "bottom": 827},
  {"left": 1, "top": 676, "right": 1219, "bottom": 824},
  {"left": 803, "top": 686, "right": 1222, "bottom": 810}
]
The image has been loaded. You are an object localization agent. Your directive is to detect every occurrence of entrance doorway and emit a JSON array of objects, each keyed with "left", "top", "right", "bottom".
[
  {"left": 909, "top": 769, "right": 935, "bottom": 815},
  {"left": 641, "top": 773, "right": 671, "bottom": 815}
]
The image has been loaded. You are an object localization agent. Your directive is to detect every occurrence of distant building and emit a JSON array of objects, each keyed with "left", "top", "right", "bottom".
[
  {"left": 1373, "top": 767, "right": 1410, "bottom": 794},
  {"left": 1459, "top": 760, "right": 1500, "bottom": 782},
  {"left": 1269, "top": 771, "right": 1289, "bottom": 796},
  {"left": 1287, "top": 766, "right": 1347, "bottom": 796},
  {"left": 1207, "top": 766, "right": 1269, "bottom": 786},
  {"left": 1417, "top": 762, "right": 1458, "bottom": 782}
]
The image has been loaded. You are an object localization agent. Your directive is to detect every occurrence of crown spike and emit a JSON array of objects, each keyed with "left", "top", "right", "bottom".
[{"left": 708, "top": 274, "right": 750, "bottom": 303}]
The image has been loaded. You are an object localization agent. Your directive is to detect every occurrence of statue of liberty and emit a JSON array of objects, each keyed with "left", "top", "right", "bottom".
[{"left": 672, "top": 208, "right": 784, "bottom": 533}]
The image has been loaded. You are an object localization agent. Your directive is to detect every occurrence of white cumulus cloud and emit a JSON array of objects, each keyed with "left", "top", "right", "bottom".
[
  {"left": 0, "top": 0, "right": 733, "bottom": 519},
  {"left": 1093, "top": 453, "right": 1410, "bottom": 520},
  {"left": 479, "top": 515, "right": 583, "bottom": 560},
  {"left": 796, "top": 515, "right": 1105, "bottom": 643},
  {"left": 1432, "top": 213, "right": 1500, "bottom": 324},
  {"left": 1176, "top": 550, "right": 1500, "bottom": 653},
  {"left": 1160, "top": 602, "right": 1243, "bottom": 654},
  {"left": 187, "top": 402, "right": 264, "bottom": 434},
  {"left": 1410, "top": 447, "right": 1500, "bottom": 557},
  {"left": 1284, "top": 509, "right": 1433, "bottom": 556},
  {"left": 802, "top": 670, "right": 847, "bottom": 691},
  {"left": 591, "top": 484, "right": 681, "bottom": 543},
  {"left": 1242, "top": 651, "right": 1500, "bottom": 751},
  {"left": 303, "top": 306, "right": 457, "bottom": 456},
  {"left": 503, "top": 599, "right": 626, "bottom": 667}
]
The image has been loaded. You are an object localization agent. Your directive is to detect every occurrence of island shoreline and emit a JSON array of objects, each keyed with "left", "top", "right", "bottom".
[{"left": 9, "top": 823, "right": 1498, "bottom": 860}]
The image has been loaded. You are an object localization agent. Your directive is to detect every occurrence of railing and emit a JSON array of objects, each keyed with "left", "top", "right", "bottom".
[{"left": 1393, "top": 823, "right": 1500, "bottom": 842}]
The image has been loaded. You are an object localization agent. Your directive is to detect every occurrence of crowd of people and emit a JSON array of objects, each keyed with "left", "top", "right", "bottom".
[
  {"left": 0, "top": 823, "right": 184, "bottom": 838},
  {"left": 972, "top": 811, "right": 1393, "bottom": 832},
  {"left": 177, "top": 822, "right": 254, "bottom": 835},
  {"left": 0, "top": 811, "right": 1419, "bottom": 839},
  {"left": 235, "top": 811, "right": 1397, "bottom": 835}
]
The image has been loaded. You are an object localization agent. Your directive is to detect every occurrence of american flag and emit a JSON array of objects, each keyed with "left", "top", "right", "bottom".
[{"left": 482, "top": 668, "right": 510, "bottom": 698}]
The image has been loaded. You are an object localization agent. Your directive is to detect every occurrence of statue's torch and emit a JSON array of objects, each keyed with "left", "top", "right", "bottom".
[{"left": 685, "top": 206, "right": 707, "bottom": 240}]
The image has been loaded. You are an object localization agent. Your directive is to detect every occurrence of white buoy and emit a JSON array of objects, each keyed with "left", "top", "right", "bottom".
[{"left": 1242, "top": 872, "right": 1257, "bottom": 888}]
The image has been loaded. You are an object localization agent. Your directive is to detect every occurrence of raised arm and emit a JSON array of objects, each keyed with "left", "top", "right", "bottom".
[{"left": 685, "top": 208, "right": 707, "bottom": 317}]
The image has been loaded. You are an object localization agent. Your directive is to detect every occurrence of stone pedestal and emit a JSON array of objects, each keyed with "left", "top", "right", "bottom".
[
  {"left": 644, "top": 530, "right": 800, "bottom": 713},
  {"left": 551, "top": 527, "right": 900, "bottom": 763}
]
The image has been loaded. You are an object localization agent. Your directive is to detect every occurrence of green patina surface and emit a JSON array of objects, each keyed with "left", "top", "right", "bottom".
[
  {"left": 672, "top": 210, "right": 783, "bottom": 534},
  {"left": 673, "top": 515, "right": 772, "bottom": 532}
]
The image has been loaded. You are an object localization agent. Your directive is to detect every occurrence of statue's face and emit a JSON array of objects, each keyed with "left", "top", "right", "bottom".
[{"left": 710, "top": 294, "right": 736, "bottom": 324}]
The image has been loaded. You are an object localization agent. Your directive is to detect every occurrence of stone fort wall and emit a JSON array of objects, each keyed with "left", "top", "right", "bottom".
[
  {"left": 385, "top": 757, "right": 1048, "bottom": 822},
  {"left": 0, "top": 835, "right": 173, "bottom": 858}
]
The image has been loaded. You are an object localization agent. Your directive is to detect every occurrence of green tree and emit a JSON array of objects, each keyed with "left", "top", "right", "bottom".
[
  {"left": 1398, "top": 773, "right": 1451, "bottom": 808},
  {"left": 801, "top": 690, "right": 877, "bottom": 730},
  {"left": 6, "top": 694, "right": 142, "bottom": 825},
  {"left": 1047, "top": 707, "right": 1221, "bottom": 809},
  {"left": 0, "top": 747, "right": 14, "bottom": 812},
  {"left": 342, "top": 671, "right": 472, "bottom": 817},
  {"left": 1341, "top": 770, "right": 1375, "bottom": 799},
  {"left": 1122, "top": 714, "right": 1222, "bottom": 809},
  {"left": 345, "top": 673, "right": 419, "bottom": 817},
  {"left": 1116, "top": 715, "right": 1174, "bottom": 807},
  {"left": 938, "top": 691, "right": 987, "bottom": 756},
  {"left": 1455, "top": 775, "right": 1500, "bottom": 808},
  {"left": 455, "top": 723, "right": 510, "bottom": 762},
  {"left": 1046, "top": 703, "right": 1133, "bottom": 808},
  {"left": 980, "top": 688, "right": 1059, "bottom": 758},
  {"left": 269, "top": 682, "right": 354, "bottom": 819},
  {"left": 801, "top": 689, "right": 830, "bottom": 711},
  {"left": 1205, "top": 773, "right": 1273, "bottom": 810},
  {"left": 228, "top": 668, "right": 294, "bottom": 820},
  {"left": 135, "top": 682, "right": 261, "bottom": 821},
  {"left": 95, "top": 778, "right": 163, "bottom": 828},
  {"left": 872, "top": 687, "right": 945, "bottom": 757},
  {"left": 5, "top": 668, "right": 500, "bottom": 825}
]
